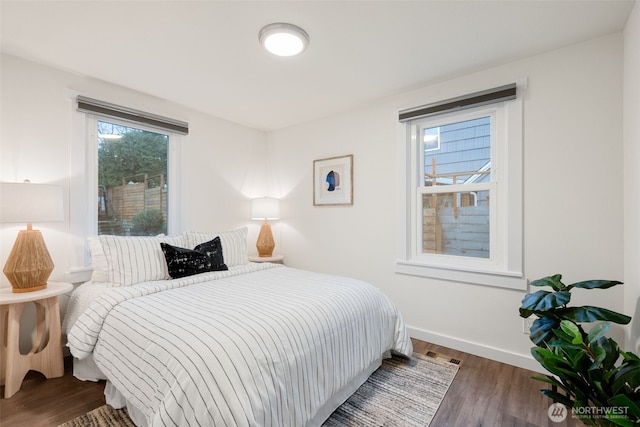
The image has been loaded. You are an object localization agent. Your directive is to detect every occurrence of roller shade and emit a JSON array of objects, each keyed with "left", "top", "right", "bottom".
[
  {"left": 77, "top": 96, "right": 189, "bottom": 135},
  {"left": 399, "top": 83, "right": 517, "bottom": 122}
]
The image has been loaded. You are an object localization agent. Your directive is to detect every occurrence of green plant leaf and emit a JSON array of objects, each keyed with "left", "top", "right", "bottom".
[
  {"left": 521, "top": 290, "right": 571, "bottom": 312},
  {"left": 599, "top": 337, "right": 620, "bottom": 371},
  {"left": 519, "top": 308, "right": 534, "bottom": 318},
  {"left": 552, "top": 326, "right": 577, "bottom": 343},
  {"left": 531, "top": 347, "right": 561, "bottom": 371},
  {"left": 570, "top": 279, "right": 623, "bottom": 290},
  {"left": 608, "top": 394, "right": 640, "bottom": 419},
  {"left": 560, "top": 320, "right": 583, "bottom": 345},
  {"left": 540, "top": 388, "right": 574, "bottom": 407},
  {"left": 592, "top": 379, "right": 607, "bottom": 403},
  {"left": 590, "top": 344, "right": 607, "bottom": 371},
  {"left": 605, "top": 417, "right": 634, "bottom": 427},
  {"left": 530, "top": 274, "right": 565, "bottom": 291},
  {"left": 609, "top": 420, "right": 633, "bottom": 427},
  {"left": 530, "top": 317, "right": 560, "bottom": 346},
  {"left": 570, "top": 350, "right": 588, "bottom": 369},
  {"left": 531, "top": 348, "right": 576, "bottom": 377},
  {"left": 587, "top": 322, "right": 611, "bottom": 344},
  {"left": 621, "top": 351, "right": 640, "bottom": 362},
  {"left": 555, "top": 364, "right": 588, "bottom": 383},
  {"left": 612, "top": 359, "right": 640, "bottom": 395},
  {"left": 558, "top": 306, "right": 632, "bottom": 324},
  {"left": 531, "top": 375, "right": 570, "bottom": 393},
  {"left": 548, "top": 339, "right": 582, "bottom": 350}
]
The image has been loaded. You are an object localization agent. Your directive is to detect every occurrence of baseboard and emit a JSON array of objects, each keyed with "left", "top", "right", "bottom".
[{"left": 408, "top": 325, "right": 545, "bottom": 373}]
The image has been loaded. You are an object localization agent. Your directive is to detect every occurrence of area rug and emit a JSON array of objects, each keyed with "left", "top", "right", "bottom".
[{"left": 58, "top": 353, "right": 459, "bottom": 427}]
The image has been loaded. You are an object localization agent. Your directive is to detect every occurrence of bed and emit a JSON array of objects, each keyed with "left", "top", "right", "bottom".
[{"left": 64, "top": 228, "right": 413, "bottom": 427}]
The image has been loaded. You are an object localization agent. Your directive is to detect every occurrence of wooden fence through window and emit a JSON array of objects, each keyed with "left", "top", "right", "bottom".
[
  {"left": 423, "top": 159, "right": 490, "bottom": 258},
  {"left": 100, "top": 173, "right": 167, "bottom": 222}
]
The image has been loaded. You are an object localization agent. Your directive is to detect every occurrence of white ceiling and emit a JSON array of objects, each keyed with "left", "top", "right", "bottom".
[{"left": 1, "top": 1, "right": 635, "bottom": 131}]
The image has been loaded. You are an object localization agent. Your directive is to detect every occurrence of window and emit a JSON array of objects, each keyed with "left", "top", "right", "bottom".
[
  {"left": 97, "top": 120, "right": 169, "bottom": 236},
  {"left": 67, "top": 95, "right": 187, "bottom": 281},
  {"left": 396, "top": 84, "right": 525, "bottom": 289},
  {"left": 419, "top": 113, "right": 492, "bottom": 259}
]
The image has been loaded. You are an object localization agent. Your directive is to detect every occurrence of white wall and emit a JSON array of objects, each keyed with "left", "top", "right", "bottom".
[
  {"left": 624, "top": 0, "right": 640, "bottom": 353},
  {"left": 269, "top": 33, "right": 626, "bottom": 370}
]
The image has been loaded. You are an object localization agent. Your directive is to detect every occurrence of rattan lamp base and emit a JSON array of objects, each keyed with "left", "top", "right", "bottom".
[
  {"left": 256, "top": 220, "right": 275, "bottom": 257},
  {"left": 3, "top": 225, "right": 54, "bottom": 293}
]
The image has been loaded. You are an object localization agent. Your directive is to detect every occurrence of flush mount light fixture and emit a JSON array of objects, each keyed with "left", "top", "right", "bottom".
[{"left": 259, "top": 23, "right": 309, "bottom": 57}]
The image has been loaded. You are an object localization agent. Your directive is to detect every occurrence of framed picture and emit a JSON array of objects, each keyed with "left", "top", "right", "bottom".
[{"left": 313, "top": 154, "right": 353, "bottom": 206}]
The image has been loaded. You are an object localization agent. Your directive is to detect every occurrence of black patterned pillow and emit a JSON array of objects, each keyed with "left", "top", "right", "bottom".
[{"left": 161, "top": 237, "right": 228, "bottom": 279}]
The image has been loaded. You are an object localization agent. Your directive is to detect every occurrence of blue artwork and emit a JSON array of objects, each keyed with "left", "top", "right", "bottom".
[
  {"left": 326, "top": 170, "right": 341, "bottom": 191},
  {"left": 314, "top": 155, "right": 352, "bottom": 206}
]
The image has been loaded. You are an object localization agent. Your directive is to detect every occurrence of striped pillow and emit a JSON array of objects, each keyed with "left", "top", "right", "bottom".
[
  {"left": 90, "top": 234, "right": 187, "bottom": 286},
  {"left": 185, "top": 227, "right": 248, "bottom": 267}
]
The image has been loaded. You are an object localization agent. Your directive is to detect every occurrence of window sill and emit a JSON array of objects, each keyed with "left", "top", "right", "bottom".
[
  {"left": 395, "top": 260, "right": 527, "bottom": 290},
  {"left": 64, "top": 267, "right": 93, "bottom": 284}
]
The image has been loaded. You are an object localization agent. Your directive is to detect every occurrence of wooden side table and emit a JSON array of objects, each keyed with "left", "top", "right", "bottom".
[
  {"left": 248, "top": 254, "right": 284, "bottom": 264},
  {"left": 0, "top": 282, "right": 73, "bottom": 398}
]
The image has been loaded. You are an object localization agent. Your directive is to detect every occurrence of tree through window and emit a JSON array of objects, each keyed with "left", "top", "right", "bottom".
[{"left": 97, "top": 120, "right": 168, "bottom": 236}]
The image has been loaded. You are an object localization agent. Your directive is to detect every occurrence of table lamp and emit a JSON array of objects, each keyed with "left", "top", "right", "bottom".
[
  {"left": 0, "top": 181, "right": 64, "bottom": 293},
  {"left": 251, "top": 197, "right": 280, "bottom": 257}
]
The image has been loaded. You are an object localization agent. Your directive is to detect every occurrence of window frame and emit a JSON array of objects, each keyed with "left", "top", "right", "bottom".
[
  {"left": 415, "top": 108, "right": 497, "bottom": 261},
  {"left": 67, "top": 95, "right": 183, "bottom": 282},
  {"left": 396, "top": 92, "right": 525, "bottom": 290},
  {"left": 86, "top": 115, "right": 182, "bottom": 237}
]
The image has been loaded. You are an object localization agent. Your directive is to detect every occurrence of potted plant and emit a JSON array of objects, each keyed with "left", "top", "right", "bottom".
[{"left": 519, "top": 274, "right": 640, "bottom": 426}]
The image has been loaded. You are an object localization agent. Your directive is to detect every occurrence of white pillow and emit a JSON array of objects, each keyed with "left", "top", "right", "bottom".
[
  {"left": 89, "top": 234, "right": 187, "bottom": 286},
  {"left": 185, "top": 227, "right": 248, "bottom": 267},
  {"left": 88, "top": 237, "right": 109, "bottom": 283}
]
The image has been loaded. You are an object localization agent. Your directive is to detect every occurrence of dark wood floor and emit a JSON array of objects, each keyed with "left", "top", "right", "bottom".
[{"left": 1, "top": 338, "right": 582, "bottom": 426}]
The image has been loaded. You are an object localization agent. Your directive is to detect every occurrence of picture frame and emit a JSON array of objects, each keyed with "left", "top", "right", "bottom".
[{"left": 313, "top": 154, "right": 353, "bottom": 206}]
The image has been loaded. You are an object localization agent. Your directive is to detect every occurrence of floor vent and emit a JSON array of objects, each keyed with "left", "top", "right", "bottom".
[{"left": 425, "top": 351, "right": 462, "bottom": 366}]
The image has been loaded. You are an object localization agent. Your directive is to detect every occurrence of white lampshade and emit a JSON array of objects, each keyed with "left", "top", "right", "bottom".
[
  {"left": 0, "top": 182, "right": 64, "bottom": 224},
  {"left": 251, "top": 197, "right": 280, "bottom": 220}
]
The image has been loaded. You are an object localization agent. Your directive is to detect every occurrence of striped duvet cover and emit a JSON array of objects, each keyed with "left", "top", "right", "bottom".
[{"left": 67, "top": 264, "right": 412, "bottom": 426}]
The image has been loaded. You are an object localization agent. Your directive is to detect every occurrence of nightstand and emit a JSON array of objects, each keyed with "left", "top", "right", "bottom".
[
  {"left": 0, "top": 282, "right": 73, "bottom": 398},
  {"left": 248, "top": 254, "right": 284, "bottom": 264}
]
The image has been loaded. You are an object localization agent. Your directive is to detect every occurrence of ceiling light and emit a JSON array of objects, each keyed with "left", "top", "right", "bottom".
[{"left": 259, "top": 23, "right": 309, "bottom": 57}]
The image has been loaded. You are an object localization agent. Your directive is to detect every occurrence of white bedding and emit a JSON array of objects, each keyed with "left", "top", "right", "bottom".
[{"left": 66, "top": 263, "right": 412, "bottom": 426}]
